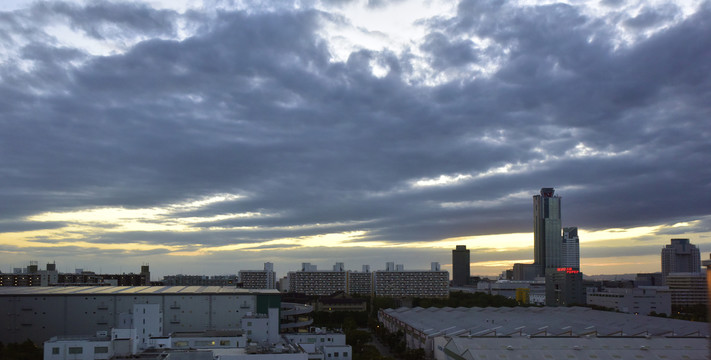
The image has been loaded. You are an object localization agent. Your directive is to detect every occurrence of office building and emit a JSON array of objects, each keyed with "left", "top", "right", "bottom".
[
  {"left": 545, "top": 267, "right": 585, "bottom": 306},
  {"left": 561, "top": 227, "right": 580, "bottom": 269},
  {"left": 635, "top": 272, "right": 664, "bottom": 287},
  {"left": 451, "top": 245, "right": 470, "bottom": 287},
  {"left": 239, "top": 262, "right": 276, "bottom": 289},
  {"left": 665, "top": 272, "right": 707, "bottom": 306},
  {"left": 474, "top": 279, "right": 546, "bottom": 305},
  {"left": 533, "top": 188, "right": 562, "bottom": 271},
  {"left": 661, "top": 238, "right": 701, "bottom": 283},
  {"left": 586, "top": 287, "right": 672, "bottom": 315},
  {"left": 512, "top": 263, "right": 540, "bottom": 281}
]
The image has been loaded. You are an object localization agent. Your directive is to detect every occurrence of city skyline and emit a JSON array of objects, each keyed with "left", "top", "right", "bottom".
[{"left": 1, "top": 0, "right": 710, "bottom": 278}]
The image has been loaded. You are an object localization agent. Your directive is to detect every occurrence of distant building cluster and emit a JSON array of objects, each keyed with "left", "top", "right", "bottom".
[
  {"left": 451, "top": 188, "right": 707, "bottom": 313},
  {"left": 0, "top": 262, "right": 151, "bottom": 287},
  {"left": 454, "top": 188, "right": 585, "bottom": 306}
]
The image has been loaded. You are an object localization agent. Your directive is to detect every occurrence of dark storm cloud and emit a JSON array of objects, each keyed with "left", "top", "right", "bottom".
[
  {"left": 37, "top": 1, "right": 179, "bottom": 39},
  {"left": 1, "top": 0, "right": 709, "bottom": 266},
  {"left": 623, "top": 4, "right": 680, "bottom": 30},
  {"left": 0, "top": 221, "right": 67, "bottom": 233}
]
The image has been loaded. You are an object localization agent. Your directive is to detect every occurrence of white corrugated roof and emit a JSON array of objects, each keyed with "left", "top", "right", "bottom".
[{"left": 381, "top": 306, "right": 709, "bottom": 338}]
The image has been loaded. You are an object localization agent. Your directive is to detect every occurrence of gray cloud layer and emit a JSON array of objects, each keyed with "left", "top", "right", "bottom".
[{"left": 1, "top": 0, "right": 710, "bottom": 273}]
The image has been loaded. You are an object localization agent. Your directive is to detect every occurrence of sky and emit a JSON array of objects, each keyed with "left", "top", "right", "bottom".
[{"left": 1, "top": 0, "right": 710, "bottom": 280}]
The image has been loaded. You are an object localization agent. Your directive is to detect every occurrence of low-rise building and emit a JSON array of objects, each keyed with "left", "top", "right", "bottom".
[
  {"left": 587, "top": 287, "right": 672, "bottom": 315},
  {"left": 314, "top": 292, "right": 368, "bottom": 312}
]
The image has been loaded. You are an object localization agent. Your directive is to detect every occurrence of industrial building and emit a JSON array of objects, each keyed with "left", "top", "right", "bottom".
[
  {"left": 43, "top": 302, "right": 348, "bottom": 360},
  {"left": 0, "top": 286, "right": 280, "bottom": 344},
  {"left": 379, "top": 306, "right": 708, "bottom": 358}
]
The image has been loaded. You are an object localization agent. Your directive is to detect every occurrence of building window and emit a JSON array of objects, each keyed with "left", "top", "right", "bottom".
[
  {"left": 94, "top": 346, "right": 109, "bottom": 354},
  {"left": 68, "top": 347, "right": 83, "bottom": 354},
  {"left": 220, "top": 340, "right": 230, "bottom": 346},
  {"left": 344, "top": 352, "right": 348, "bottom": 357},
  {"left": 335, "top": 352, "right": 339, "bottom": 357},
  {"left": 52, "top": 347, "right": 59, "bottom": 355}
]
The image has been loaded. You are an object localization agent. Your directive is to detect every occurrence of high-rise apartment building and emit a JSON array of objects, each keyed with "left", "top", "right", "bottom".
[
  {"left": 373, "top": 262, "right": 449, "bottom": 298},
  {"left": 661, "top": 239, "right": 701, "bottom": 283},
  {"left": 562, "top": 227, "right": 580, "bottom": 269},
  {"left": 288, "top": 263, "right": 347, "bottom": 296},
  {"left": 452, "top": 245, "right": 470, "bottom": 286},
  {"left": 533, "top": 188, "right": 562, "bottom": 271},
  {"left": 239, "top": 262, "right": 277, "bottom": 289}
]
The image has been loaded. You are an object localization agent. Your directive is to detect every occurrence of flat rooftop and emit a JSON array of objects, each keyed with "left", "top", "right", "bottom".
[
  {"left": 0, "top": 286, "right": 280, "bottom": 296},
  {"left": 381, "top": 306, "right": 709, "bottom": 338},
  {"left": 443, "top": 336, "right": 708, "bottom": 360}
]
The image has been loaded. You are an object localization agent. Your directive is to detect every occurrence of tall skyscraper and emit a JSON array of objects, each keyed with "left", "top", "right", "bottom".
[
  {"left": 661, "top": 238, "right": 701, "bottom": 282},
  {"left": 452, "top": 245, "right": 470, "bottom": 286},
  {"left": 533, "top": 188, "right": 562, "bottom": 271},
  {"left": 562, "top": 227, "right": 580, "bottom": 269}
]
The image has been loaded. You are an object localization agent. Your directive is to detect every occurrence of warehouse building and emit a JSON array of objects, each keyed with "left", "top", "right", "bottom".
[
  {"left": 379, "top": 306, "right": 708, "bottom": 358},
  {"left": 0, "top": 286, "right": 280, "bottom": 344}
]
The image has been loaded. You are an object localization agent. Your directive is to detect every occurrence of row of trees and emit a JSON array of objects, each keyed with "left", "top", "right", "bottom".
[{"left": 0, "top": 340, "right": 43, "bottom": 360}]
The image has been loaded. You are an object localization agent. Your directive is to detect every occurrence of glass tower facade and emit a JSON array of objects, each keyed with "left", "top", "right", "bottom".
[{"left": 533, "top": 188, "right": 562, "bottom": 272}]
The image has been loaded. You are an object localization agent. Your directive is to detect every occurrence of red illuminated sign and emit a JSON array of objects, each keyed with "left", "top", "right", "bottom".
[{"left": 556, "top": 267, "right": 580, "bottom": 274}]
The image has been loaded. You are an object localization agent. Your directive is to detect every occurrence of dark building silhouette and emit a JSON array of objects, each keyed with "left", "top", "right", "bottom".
[
  {"left": 452, "top": 245, "right": 470, "bottom": 286},
  {"left": 534, "top": 188, "right": 562, "bottom": 272}
]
